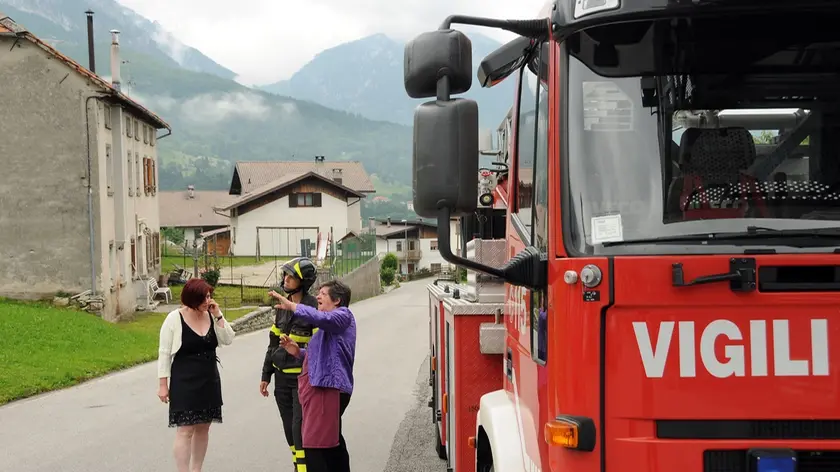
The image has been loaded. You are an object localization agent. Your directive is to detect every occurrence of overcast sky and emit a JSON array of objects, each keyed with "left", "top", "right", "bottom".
[{"left": 116, "top": 0, "right": 547, "bottom": 85}]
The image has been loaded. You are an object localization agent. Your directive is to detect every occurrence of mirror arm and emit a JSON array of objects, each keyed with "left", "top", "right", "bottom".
[
  {"left": 436, "top": 207, "right": 507, "bottom": 279},
  {"left": 437, "top": 75, "right": 450, "bottom": 101},
  {"left": 435, "top": 207, "right": 548, "bottom": 290},
  {"left": 439, "top": 15, "right": 551, "bottom": 40}
]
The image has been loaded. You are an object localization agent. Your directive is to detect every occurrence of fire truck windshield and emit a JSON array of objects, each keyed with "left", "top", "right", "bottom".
[{"left": 563, "top": 12, "right": 840, "bottom": 255}]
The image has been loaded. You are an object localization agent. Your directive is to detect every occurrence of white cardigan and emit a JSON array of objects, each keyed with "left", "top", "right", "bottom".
[{"left": 157, "top": 308, "right": 236, "bottom": 378}]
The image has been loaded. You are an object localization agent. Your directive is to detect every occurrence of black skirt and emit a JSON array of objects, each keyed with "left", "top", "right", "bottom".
[{"left": 168, "top": 313, "right": 223, "bottom": 427}]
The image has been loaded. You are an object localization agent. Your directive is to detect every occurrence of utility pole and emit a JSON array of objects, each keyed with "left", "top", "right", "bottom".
[
  {"left": 401, "top": 219, "right": 408, "bottom": 275},
  {"left": 192, "top": 238, "right": 199, "bottom": 278}
]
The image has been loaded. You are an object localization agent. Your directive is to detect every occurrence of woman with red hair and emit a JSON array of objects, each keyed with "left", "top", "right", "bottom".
[{"left": 157, "top": 278, "right": 236, "bottom": 472}]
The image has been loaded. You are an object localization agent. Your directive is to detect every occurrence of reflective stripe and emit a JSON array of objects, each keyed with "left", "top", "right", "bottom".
[
  {"left": 296, "top": 448, "right": 307, "bottom": 471},
  {"left": 271, "top": 325, "right": 314, "bottom": 344},
  {"left": 288, "top": 332, "right": 311, "bottom": 344},
  {"left": 282, "top": 367, "right": 302, "bottom": 373},
  {"left": 294, "top": 261, "right": 303, "bottom": 279}
]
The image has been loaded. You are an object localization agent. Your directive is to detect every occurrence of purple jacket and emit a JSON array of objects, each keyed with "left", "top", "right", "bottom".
[{"left": 293, "top": 304, "right": 356, "bottom": 395}]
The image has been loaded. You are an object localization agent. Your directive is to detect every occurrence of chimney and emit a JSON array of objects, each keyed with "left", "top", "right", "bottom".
[
  {"left": 387, "top": 217, "right": 391, "bottom": 227},
  {"left": 85, "top": 10, "right": 95, "bottom": 73},
  {"left": 368, "top": 217, "right": 375, "bottom": 231},
  {"left": 332, "top": 168, "right": 343, "bottom": 184},
  {"left": 187, "top": 185, "right": 195, "bottom": 199},
  {"left": 110, "top": 30, "right": 121, "bottom": 92}
]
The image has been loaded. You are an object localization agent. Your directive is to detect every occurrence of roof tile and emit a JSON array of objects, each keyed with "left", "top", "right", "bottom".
[
  {"left": 0, "top": 14, "right": 169, "bottom": 129},
  {"left": 234, "top": 161, "right": 375, "bottom": 194},
  {"left": 158, "top": 190, "right": 235, "bottom": 227}
]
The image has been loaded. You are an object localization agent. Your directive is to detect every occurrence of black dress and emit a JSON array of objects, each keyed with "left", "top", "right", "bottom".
[{"left": 168, "top": 312, "right": 223, "bottom": 427}]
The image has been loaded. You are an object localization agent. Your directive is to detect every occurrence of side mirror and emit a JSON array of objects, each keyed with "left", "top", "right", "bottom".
[
  {"left": 404, "top": 29, "right": 473, "bottom": 99},
  {"left": 412, "top": 99, "right": 479, "bottom": 218},
  {"left": 404, "top": 29, "right": 479, "bottom": 219}
]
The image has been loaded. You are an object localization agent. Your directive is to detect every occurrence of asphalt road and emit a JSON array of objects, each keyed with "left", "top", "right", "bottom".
[{"left": 0, "top": 279, "right": 446, "bottom": 472}]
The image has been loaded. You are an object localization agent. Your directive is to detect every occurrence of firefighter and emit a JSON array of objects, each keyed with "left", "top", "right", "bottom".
[{"left": 259, "top": 257, "right": 318, "bottom": 472}]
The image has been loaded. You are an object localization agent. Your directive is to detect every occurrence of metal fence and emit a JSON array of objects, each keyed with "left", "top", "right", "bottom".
[
  {"left": 329, "top": 230, "right": 378, "bottom": 278},
  {"left": 162, "top": 227, "right": 380, "bottom": 308}
]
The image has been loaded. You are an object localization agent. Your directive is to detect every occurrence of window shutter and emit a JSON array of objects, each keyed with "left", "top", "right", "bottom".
[
  {"left": 144, "top": 158, "right": 150, "bottom": 193},
  {"left": 313, "top": 193, "right": 322, "bottom": 207},
  {"left": 151, "top": 160, "right": 156, "bottom": 194},
  {"left": 289, "top": 194, "right": 298, "bottom": 207}
]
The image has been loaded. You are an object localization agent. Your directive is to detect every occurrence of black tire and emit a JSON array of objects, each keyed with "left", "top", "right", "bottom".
[{"left": 435, "top": 426, "right": 448, "bottom": 460}]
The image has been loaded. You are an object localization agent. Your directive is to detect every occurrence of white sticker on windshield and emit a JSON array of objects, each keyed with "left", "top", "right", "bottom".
[
  {"left": 582, "top": 81, "right": 634, "bottom": 132},
  {"left": 591, "top": 214, "right": 624, "bottom": 244}
]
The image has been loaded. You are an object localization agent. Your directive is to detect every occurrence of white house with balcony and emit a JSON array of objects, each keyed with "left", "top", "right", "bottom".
[{"left": 371, "top": 217, "right": 461, "bottom": 274}]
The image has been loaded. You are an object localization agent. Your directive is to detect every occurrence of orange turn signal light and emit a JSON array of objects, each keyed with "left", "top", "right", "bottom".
[
  {"left": 442, "top": 393, "right": 448, "bottom": 414},
  {"left": 544, "top": 420, "right": 579, "bottom": 448},
  {"left": 544, "top": 416, "right": 596, "bottom": 452}
]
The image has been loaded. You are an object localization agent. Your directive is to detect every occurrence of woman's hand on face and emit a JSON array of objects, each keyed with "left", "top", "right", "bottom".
[{"left": 208, "top": 298, "right": 221, "bottom": 317}]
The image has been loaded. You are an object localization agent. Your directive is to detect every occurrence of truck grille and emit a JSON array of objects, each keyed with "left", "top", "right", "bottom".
[{"left": 704, "top": 450, "right": 840, "bottom": 472}]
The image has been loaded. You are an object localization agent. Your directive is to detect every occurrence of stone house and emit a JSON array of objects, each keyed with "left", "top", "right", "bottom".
[{"left": 0, "top": 15, "right": 171, "bottom": 320}]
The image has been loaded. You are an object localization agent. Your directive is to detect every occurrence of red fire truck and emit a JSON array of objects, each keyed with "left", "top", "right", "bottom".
[{"left": 405, "top": 1, "right": 840, "bottom": 471}]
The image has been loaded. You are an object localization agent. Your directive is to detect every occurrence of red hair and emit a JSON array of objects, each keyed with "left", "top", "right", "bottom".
[{"left": 181, "top": 278, "right": 213, "bottom": 309}]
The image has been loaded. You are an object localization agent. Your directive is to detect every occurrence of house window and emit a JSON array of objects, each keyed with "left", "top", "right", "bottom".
[
  {"left": 431, "top": 263, "right": 441, "bottom": 273},
  {"left": 150, "top": 129, "right": 156, "bottom": 147},
  {"left": 396, "top": 241, "right": 402, "bottom": 251},
  {"left": 106, "top": 144, "right": 114, "bottom": 196},
  {"left": 126, "top": 116, "right": 132, "bottom": 137},
  {"left": 409, "top": 240, "right": 416, "bottom": 251},
  {"left": 146, "top": 232, "right": 160, "bottom": 268},
  {"left": 134, "top": 120, "right": 140, "bottom": 141},
  {"left": 104, "top": 105, "right": 111, "bottom": 129},
  {"left": 143, "top": 125, "right": 148, "bottom": 144},
  {"left": 143, "top": 157, "right": 156, "bottom": 194},
  {"left": 430, "top": 239, "right": 438, "bottom": 250},
  {"left": 289, "top": 192, "right": 322, "bottom": 208}
]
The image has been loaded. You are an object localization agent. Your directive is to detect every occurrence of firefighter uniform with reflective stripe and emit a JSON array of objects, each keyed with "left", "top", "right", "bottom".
[{"left": 262, "top": 292, "right": 318, "bottom": 472}]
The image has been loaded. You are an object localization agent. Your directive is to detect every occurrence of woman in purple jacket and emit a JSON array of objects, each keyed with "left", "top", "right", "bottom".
[{"left": 273, "top": 280, "right": 356, "bottom": 472}]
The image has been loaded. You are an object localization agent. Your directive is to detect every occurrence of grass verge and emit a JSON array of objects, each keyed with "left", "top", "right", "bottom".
[{"left": 0, "top": 299, "right": 254, "bottom": 405}]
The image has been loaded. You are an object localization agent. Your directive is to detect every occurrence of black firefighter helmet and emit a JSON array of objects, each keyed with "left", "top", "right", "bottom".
[{"left": 279, "top": 257, "right": 317, "bottom": 295}]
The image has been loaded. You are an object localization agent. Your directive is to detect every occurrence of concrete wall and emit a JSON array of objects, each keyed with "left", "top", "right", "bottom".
[
  {"left": 0, "top": 38, "right": 94, "bottom": 299},
  {"left": 335, "top": 256, "right": 382, "bottom": 303},
  {"left": 95, "top": 103, "right": 162, "bottom": 320}
]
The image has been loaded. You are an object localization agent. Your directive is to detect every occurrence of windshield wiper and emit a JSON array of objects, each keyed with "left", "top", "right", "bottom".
[{"left": 601, "top": 226, "right": 840, "bottom": 247}]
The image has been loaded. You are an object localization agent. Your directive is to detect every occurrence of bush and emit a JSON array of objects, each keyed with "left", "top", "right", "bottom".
[
  {"left": 382, "top": 253, "right": 399, "bottom": 272},
  {"left": 380, "top": 267, "right": 396, "bottom": 286},
  {"left": 201, "top": 266, "right": 221, "bottom": 287}
]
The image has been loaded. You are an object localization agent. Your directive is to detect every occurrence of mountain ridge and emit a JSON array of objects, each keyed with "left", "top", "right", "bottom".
[{"left": 260, "top": 32, "right": 516, "bottom": 129}]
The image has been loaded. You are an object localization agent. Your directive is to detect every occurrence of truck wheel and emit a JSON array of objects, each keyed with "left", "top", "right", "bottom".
[{"left": 435, "top": 427, "right": 448, "bottom": 460}]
